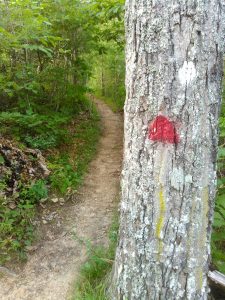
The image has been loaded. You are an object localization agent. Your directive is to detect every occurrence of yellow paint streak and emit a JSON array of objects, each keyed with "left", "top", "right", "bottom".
[
  {"left": 196, "top": 269, "right": 203, "bottom": 291},
  {"left": 155, "top": 185, "right": 166, "bottom": 257},
  {"left": 154, "top": 147, "right": 168, "bottom": 257},
  {"left": 156, "top": 185, "right": 166, "bottom": 239}
]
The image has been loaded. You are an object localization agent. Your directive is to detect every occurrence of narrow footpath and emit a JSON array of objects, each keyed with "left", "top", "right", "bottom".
[{"left": 0, "top": 98, "right": 123, "bottom": 300}]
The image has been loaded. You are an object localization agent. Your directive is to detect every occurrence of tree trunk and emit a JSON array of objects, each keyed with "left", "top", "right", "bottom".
[{"left": 111, "top": 1, "right": 224, "bottom": 299}]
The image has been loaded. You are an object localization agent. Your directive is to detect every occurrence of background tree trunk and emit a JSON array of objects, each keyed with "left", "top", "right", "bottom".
[{"left": 111, "top": 1, "right": 225, "bottom": 299}]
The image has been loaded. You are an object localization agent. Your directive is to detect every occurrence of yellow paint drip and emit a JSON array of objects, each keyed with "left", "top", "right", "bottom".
[
  {"left": 156, "top": 186, "right": 166, "bottom": 239},
  {"left": 155, "top": 148, "right": 167, "bottom": 257},
  {"left": 196, "top": 269, "right": 203, "bottom": 291}
]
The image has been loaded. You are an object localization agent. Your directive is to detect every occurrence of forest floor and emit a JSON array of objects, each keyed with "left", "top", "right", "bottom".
[{"left": 0, "top": 98, "right": 123, "bottom": 300}]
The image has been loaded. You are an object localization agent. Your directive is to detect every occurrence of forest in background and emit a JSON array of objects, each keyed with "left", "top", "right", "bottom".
[
  {"left": 0, "top": 0, "right": 224, "bottom": 282},
  {"left": 213, "top": 81, "right": 225, "bottom": 274},
  {"left": 0, "top": 0, "right": 124, "bottom": 264}
]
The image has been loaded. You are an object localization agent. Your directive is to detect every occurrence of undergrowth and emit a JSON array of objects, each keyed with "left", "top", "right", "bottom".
[
  {"left": 0, "top": 179, "right": 48, "bottom": 263},
  {"left": 211, "top": 119, "right": 225, "bottom": 273},
  {"left": 71, "top": 215, "right": 119, "bottom": 300},
  {"left": 49, "top": 108, "right": 101, "bottom": 194},
  {"left": 0, "top": 102, "right": 101, "bottom": 264},
  {"left": 211, "top": 81, "right": 225, "bottom": 274},
  {"left": 0, "top": 111, "right": 71, "bottom": 150}
]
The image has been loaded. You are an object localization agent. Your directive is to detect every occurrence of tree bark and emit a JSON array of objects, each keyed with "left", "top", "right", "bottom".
[{"left": 111, "top": 1, "right": 225, "bottom": 299}]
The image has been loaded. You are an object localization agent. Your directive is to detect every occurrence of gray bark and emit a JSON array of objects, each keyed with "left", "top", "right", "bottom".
[{"left": 111, "top": 1, "right": 225, "bottom": 299}]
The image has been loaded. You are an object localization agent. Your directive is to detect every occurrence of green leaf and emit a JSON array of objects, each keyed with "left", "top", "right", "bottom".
[
  {"left": 218, "top": 147, "right": 225, "bottom": 159},
  {"left": 0, "top": 155, "right": 5, "bottom": 164}
]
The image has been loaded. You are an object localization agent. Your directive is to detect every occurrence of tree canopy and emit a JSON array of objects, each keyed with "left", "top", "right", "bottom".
[{"left": 0, "top": 0, "right": 125, "bottom": 114}]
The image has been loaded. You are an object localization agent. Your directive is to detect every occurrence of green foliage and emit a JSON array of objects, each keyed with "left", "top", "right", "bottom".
[
  {"left": 25, "top": 180, "right": 48, "bottom": 203},
  {"left": 0, "top": 0, "right": 93, "bottom": 113},
  {"left": 49, "top": 110, "right": 101, "bottom": 194},
  {"left": 211, "top": 79, "right": 225, "bottom": 274},
  {"left": 0, "top": 111, "right": 70, "bottom": 149},
  {"left": 0, "top": 155, "right": 5, "bottom": 164},
  {"left": 0, "top": 0, "right": 121, "bottom": 267},
  {"left": 71, "top": 215, "right": 119, "bottom": 300},
  {"left": 87, "top": 0, "right": 126, "bottom": 112},
  {"left": 0, "top": 107, "right": 100, "bottom": 264},
  {"left": 49, "top": 156, "right": 81, "bottom": 194},
  {"left": 0, "top": 192, "right": 35, "bottom": 264},
  {"left": 89, "top": 46, "right": 125, "bottom": 112},
  {"left": 0, "top": 177, "right": 48, "bottom": 263}
]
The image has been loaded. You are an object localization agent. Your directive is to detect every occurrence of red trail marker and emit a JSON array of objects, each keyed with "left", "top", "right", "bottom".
[{"left": 148, "top": 115, "right": 179, "bottom": 144}]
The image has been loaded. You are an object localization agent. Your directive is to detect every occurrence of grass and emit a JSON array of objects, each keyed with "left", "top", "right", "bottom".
[{"left": 70, "top": 215, "right": 119, "bottom": 300}]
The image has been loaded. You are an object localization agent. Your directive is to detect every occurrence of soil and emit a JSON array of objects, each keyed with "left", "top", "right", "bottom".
[{"left": 0, "top": 98, "right": 123, "bottom": 300}]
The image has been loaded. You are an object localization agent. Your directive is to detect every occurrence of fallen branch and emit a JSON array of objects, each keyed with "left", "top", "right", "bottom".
[
  {"left": 208, "top": 270, "right": 225, "bottom": 299},
  {"left": 209, "top": 270, "right": 225, "bottom": 286}
]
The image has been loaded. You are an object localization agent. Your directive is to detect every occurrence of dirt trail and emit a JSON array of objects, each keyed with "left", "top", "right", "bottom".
[{"left": 0, "top": 98, "right": 123, "bottom": 300}]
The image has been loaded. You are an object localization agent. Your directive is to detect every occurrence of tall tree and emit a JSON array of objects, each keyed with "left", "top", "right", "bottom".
[{"left": 111, "top": 1, "right": 225, "bottom": 299}]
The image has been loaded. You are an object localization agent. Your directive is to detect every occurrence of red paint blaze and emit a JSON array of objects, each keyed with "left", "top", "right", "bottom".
[{"left": 148, "top": 116, "right": 179, "bottom": 144}]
